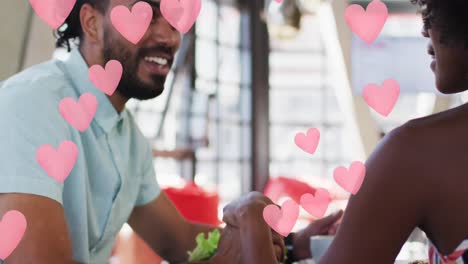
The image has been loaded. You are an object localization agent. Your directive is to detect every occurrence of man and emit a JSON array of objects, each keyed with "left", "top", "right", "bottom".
[{"left": 0, "top": 0, "right": 341, "bottom": 263}]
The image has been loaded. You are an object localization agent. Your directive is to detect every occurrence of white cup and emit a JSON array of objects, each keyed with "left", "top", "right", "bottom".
[{"left": 310, "top": 235, "right": 334, "bottom": 261}]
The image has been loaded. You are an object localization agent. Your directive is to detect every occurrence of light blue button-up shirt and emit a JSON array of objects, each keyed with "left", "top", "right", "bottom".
[{"left": 0, "top": 48, "right": 160, "bottom": 263}]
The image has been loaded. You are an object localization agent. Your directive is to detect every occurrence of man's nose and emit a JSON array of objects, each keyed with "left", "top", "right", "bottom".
[{"left": 147, "top": 17, "right": 180, "bottom": 49}]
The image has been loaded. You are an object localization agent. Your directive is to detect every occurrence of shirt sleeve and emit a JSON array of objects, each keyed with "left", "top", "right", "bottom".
[
  {"left": 134, "top": 141, "right": 161, "bottom": 206},
  {"left": 0, "top": 81, "right": 71, "bottom": 205}
]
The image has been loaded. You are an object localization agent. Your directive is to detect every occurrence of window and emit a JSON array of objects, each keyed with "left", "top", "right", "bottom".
[
  {"left": 269, "top": 15, "right": 353, "bottom": 187},
  {"left": 193, "top": 1, "right": 252, "bottom": 203},
  {"left": 128, "top": 1, "right": 253, "bottom": 206}
]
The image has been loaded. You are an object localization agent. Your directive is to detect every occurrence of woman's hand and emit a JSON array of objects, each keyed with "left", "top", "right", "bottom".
[{"left": 292, "top": 210, "right": 343, "bottom": 260}]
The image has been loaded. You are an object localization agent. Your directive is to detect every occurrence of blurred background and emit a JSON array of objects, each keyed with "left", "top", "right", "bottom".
[{"left": 2, "top": 0, "right": 465, "bottom": 263}]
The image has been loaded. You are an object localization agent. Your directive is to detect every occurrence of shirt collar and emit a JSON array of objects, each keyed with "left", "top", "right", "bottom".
[{"left": 61, "top": 48, "right": 125, "bottom": 134}]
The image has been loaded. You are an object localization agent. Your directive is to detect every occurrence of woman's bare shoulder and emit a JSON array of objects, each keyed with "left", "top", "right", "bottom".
[
  {"left": 363, "top": 115, "right": 447, "bottom": 196},
  {"left": 366, "top": 107, "right": 466, "bottom": 205},
  {"left": 403, "top": 102, "right": 468, "bottom": 132},
  {"left": 383, "top": 104, "right": 468, "bottom": 153}
]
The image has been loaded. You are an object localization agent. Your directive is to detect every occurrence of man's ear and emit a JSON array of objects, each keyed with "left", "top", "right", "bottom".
[{"left": 79, "top": 4, "right": 105, "bottom": 45}]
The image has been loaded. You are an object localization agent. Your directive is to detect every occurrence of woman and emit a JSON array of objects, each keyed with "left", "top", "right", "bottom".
[
  {"left": 318, "top": 1, "right": 468, "bottom": 263},
  {"left": 224, "top": 0, "right": 468, "bottom": 263}
]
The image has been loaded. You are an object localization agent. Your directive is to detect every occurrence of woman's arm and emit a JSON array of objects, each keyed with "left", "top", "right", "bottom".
[{"left": 318, "top": 126, "right": 429, "bottom": 263}]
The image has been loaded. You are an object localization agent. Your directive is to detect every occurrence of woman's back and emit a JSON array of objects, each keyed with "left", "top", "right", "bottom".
[
  {"left": 318, "top": 99, "right": 468, "bottom": 263},
  {"left": 405, "top": 104, "right": 468, "bottom": 260}
]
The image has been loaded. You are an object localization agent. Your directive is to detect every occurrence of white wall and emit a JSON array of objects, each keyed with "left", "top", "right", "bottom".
[{"left": 0, "top": 1, "right": 55, "bottom": 80}]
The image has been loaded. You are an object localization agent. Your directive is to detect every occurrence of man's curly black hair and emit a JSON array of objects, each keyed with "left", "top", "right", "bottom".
[
  {"left": 411, "top": 0, "right": 468, "bottom": 47},
  {"left": 54, "top": 0, "right": 109, "bottom": 52}
]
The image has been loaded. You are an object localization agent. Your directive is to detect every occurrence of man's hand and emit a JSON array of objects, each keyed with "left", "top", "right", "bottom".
[
  {"left": 221, "top": 192, "right": 285, "bottom": 263},
  {"left": 210, "top": 224, "right": 285, "bottom": 264},
  {"left": 207, "top": 226, "right": 242, "bottom": 264},
  {"left": 222, "top": 192, "right": 272, "bottom": 228},
  {"left": 292, "top": 210, "right": 343, "bottom": 260}
]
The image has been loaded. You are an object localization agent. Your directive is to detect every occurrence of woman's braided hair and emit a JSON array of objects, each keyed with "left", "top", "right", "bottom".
[{"left": 54, "top": 0, "right": 109, "bottom": 51}]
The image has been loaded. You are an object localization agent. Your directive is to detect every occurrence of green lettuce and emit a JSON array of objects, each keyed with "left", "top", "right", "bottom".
[
  {"left": 187, "top": 229, "right": 288, "bottom": 263},
  {"left": 188, "top": 229, "right": 221, "bottom": 262}
]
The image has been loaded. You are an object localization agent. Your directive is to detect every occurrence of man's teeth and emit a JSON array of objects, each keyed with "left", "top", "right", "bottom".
[{"left": 144, "top": 56, "right": 168, "bottom": 66}]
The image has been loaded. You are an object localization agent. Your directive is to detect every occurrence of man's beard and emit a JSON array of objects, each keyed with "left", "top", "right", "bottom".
[{"left": 102, "top": 31, "right": 166, "bottom": 100}]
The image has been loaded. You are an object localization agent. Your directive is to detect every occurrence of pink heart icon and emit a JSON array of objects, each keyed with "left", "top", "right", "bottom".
[
  {"left": 160, "top": 0, "right": 202, "bottom": 34},
  {"left": 0, "top": 210, "right": 27, "bottom": 260},
  {"left": 345, "top": 0, "right": 388, "bottom": 44},
  {"left": 262, "top": 199, "right": 299, "bottom": 237},
  {"left": 111, "top": 2, "right": 153, "bottom": 44},
  {"left": 88, "top": 60, "right": 123, "bottom": 96},
  {"left": 59, "top": 93, "right": 98, "bottom": 132},
  {"left": 29, "top": 0, "right": 76, "bottom": 29},
  {"left": 300, "top": 188, "right": 331, "bottom": 219},
  {"left": 362, "top": 79, "right": 400, "bottom": 117},
  {"left": 37, "top": 140, "right": 78, "bottom": 183},
  {"left": 294, "top": 128, "right": 320, "bottom": 155},
  {"left": 334, "top": 161, "right": 366, "bottom": 195}
]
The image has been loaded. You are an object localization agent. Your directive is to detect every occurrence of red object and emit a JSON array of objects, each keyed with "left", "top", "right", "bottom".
[
  {"left": 264, "top": 176, "right": 318, "bottom": 204},
  {"left": 163, "top": 182, "right": 220, "bottom": 226}
]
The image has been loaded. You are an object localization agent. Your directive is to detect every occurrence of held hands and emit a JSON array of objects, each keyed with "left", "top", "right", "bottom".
[
  {"left": 213, "top": 192, "right": 285, "bottom": 264},
  {"left": 205, "top": 192, "right": 343, "bottom": 263},
  {"left": 207, "top": 226, "right": 243, "bottom": 264},
  {"left": 222, "top": 191, "right": 273, "bottom": 228}
]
